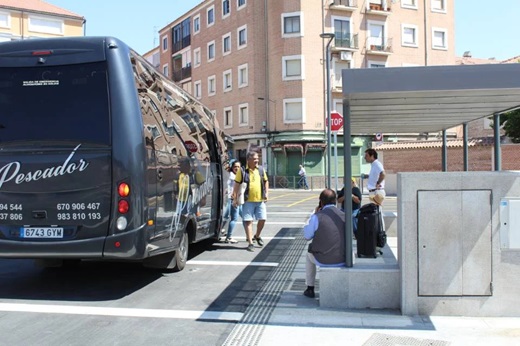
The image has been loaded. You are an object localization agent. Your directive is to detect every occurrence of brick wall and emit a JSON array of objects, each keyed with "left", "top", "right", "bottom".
[{"left": 381, "top": 145, "right": 520, "bottom": 173}]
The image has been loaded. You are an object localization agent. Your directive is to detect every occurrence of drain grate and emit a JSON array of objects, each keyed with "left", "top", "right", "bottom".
[{"left": 363, "top": 333, "right": 450, "bottom": 346}]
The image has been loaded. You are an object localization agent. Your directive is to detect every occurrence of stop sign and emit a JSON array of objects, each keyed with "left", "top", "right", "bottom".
[
  {"left": 185, "top": 140, "right": 199, "bottom": 153},
  {"left": 329, "top": 112, "right": 343, "bottom": 132}
]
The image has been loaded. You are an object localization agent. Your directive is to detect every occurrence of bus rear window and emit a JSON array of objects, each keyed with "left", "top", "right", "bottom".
[{"left": 0, "top": 62, "right": 110, "bottom": 145}]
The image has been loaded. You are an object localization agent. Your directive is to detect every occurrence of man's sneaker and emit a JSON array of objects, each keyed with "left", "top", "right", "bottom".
[
  {"left": 303, "top": 287, "right": 315, "bottom": 298},
  {"left": 253, "top": 236, "right": 264, "bottom": 247},
  {"left": 225, "top": 238, "right": 238, "bottom": 244},
  {"left": 246, "top": 244, "right": 255, "bottom": 252}
]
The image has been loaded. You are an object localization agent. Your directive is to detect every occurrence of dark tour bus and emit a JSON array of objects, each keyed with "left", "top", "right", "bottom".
[{"left": 0, "top": 36, "right": 228, "bottom": 271}]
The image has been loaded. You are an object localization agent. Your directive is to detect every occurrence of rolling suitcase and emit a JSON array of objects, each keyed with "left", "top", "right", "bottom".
[{"left": 356, "top": 203, "right": 381, "bottom": 258}]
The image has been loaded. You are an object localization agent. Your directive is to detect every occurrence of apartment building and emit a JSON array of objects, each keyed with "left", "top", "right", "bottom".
[
  {"left": 159, "top": 0, "right": 455, "bottom": 178},
  {"left": 0, "top": 0, "right": 83, "bottom": 42}
]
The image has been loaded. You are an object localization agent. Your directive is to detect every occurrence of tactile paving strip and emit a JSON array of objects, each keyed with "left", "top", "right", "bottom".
[{"left": 222, "top": 228, "right": 307, "bottom": 346}]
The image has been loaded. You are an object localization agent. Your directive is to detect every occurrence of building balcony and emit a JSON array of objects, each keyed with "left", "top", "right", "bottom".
[
  {"left": 366, "top": 2, "right": 392, "bottom": 16},
  {"left": 329, "top": 0, "right": 358, "bottom": 12},
  {"left": 366, "top": 37, "right": 393, "bottom": 55},
  {"left": 332, "top": 33, "right": 359, "bottom": 51},
  {"left": 172, "top": 65, "right": 192, "bottom": 82},
  {"left": 172, "top": 35, "right": 191, "bottom": 55}
]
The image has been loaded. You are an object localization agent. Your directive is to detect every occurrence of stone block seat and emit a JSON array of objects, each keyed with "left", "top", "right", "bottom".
[{"left": 319, "top": 237, "right": 400, "bottom": 309}]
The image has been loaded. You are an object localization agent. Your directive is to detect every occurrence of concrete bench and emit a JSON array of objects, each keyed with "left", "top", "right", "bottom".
[{"left": 319, "top": 238, "right": 400, "bottom": 309}]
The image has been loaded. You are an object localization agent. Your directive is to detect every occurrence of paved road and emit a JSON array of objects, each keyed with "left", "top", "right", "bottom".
[{"left": 0, "top": 189, "right": 324, "bottom": 346}]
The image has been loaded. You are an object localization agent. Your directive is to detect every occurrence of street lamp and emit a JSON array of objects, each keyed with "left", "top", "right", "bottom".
[{"left": 320, "top": 32, "right": 335, "bottom": 188}]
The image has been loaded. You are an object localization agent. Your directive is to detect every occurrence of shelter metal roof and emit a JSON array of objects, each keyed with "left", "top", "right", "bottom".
[{"left": 342, "top": 64, "right": 520, "bottom": 134}]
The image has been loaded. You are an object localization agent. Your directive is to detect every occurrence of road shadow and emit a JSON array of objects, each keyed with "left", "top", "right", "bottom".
[{"left": 0, "top": 259, "right": 162, "bottom": 301}]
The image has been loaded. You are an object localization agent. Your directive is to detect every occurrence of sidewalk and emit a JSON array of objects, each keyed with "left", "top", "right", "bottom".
[
  {"left": 221, "top": 197, "right": 520, "bottom": 346},
  {"left": 257, "top": 237, "right": 520, "bottom": 346}
]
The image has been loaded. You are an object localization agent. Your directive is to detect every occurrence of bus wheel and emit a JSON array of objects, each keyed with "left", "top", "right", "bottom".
[{"left": 172, "top": 231, "right": 189, "bottom": 272}]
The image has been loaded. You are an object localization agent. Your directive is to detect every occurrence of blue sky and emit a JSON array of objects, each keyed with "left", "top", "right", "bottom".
[{"left": 50, "top": 0, "right": 518, "bottom": 60}]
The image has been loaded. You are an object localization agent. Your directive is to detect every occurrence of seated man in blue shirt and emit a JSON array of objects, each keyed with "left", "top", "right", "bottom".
[{"left": 303, "top": 188, "right": 345, "bottom": 298}]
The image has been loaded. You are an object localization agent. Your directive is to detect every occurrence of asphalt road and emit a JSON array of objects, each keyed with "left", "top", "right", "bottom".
[{"left": 0, "top": 189, "right": 324, "bottom": 346}]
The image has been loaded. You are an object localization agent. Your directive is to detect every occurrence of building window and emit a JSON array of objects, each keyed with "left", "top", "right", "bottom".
[
  {"left": 222, "top": 33, "right": 231, "bottom": 55},
  {"left": 238, "top": 63, "right": 248, "bottom": 88},
  {"left": 223, "top": 69, "right": 232, "bottom": 92},
  {"left": 367, "top": 20, "right": 387, "bottom": 51},
  {"left": 368, "top": 60, "right": 386, "bottom": 68},
  {"left": 237, "top": 25, "right": 247, "bottom": 49},
  {"left": 194, "top": 80, "right": 202, "bottom": 99},
  {"left": 193, "top": 15, "right": 200, "bottom": 34},
  {"left": 172, "top": 18, "right": 191, "bottom": 54},
  {"left": 207, "top": 40, "right": 215, "bottom": 62},
  {"left": 432, "top": 0, "right": 446, "bottom": 12},
  {"left": 193, "top": 48, "right": 201, "bottom": 67},
  {"left": 162, "top": 36, "right": 168, "bottom": 51},
  {"left": 333, "top": 17, "right": 352, "bottom": 49},
  {"left": 401, "top": 0, "right": 417, "bottom": 9},
  {"left": 224, "top": 107, "right": 233, "bottom": 128},
  {"left": 208, "top": 75, "right": 216, "bottom": 96},
  {"left": 162, "top": 64, "right": 169, "bottom": 76},
  {"left": 282, "top": 12, "right": 303, "bottom": 37},
  {"left": 333, "top": 60, "right": 350, "bottom": 89},
  {"left": 432, "top": 28, "right": 448, "bottom": 50},
  {"left": 222, "top": 0, "right": 230, "bottom": 17},
  {"left": 239, "top": 104, "right": 249, "bottom": 126},
  {"left": 402, "top": 24, "right": 418, "bottom": 47},
  {"left": 0, "top": 12, "right": 10, "bottom": 28},
  {"left": 237, "top": 0, "right": 246, "bottom": 10},
  {"left": 28, "top": 15, "right": 63, "bottom": 35},
  {"left": 207, "top": 6, "right": 215, "bottom": 27},
  {"left": 284, "top": 98, "right": 305, "bottom": 124},
  {"left": 282, "top": 55, "right": 304, "bottom": 81}
]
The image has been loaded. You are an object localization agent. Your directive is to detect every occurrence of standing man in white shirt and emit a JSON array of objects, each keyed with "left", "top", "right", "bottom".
[{"left": 364, "top": 148, "right": 386, "bottom": 231}]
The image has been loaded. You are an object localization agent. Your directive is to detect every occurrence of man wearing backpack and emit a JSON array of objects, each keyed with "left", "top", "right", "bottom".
[{"left": 233, "top": 151, "right": 269, "bottom": 252}]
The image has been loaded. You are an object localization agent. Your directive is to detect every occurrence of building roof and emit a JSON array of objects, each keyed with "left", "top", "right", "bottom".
[
  {"left": 0, "top": 0, "right": 83, "bottom": 20},
  {"left": 374, "top": 138, "right": 491, "bottom": 150},
  {"left": 501, "top": 55, "right": 520, "bottom": 64},
  {"left": 342, "top": 63, "right": 520, "bottom": 134}
]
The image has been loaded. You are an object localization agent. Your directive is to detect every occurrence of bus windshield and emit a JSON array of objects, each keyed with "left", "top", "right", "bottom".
[{"left": 0, "top": 62, "right": 110, "bottom": 145}]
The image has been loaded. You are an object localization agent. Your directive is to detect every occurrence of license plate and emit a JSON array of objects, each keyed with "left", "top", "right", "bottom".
[{"left": 21, "top": 227, "right": 64, "bottom": 238}]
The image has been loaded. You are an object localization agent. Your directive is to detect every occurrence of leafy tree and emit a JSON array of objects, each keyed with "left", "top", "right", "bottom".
[{"left": 490, "top": 109, "right": 520, "bottom": 143}]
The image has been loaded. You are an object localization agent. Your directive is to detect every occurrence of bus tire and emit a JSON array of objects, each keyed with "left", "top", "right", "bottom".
[
  {"left": 172, "top": 231, "right": 189, "bottom": 272},
  {"left": 144, "top": 231, "right": 189, "bottom": 271}
]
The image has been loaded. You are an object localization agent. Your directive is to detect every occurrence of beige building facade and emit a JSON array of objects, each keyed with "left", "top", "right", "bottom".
[
  {"left": 0, "top": 0, "right": 83, "bottom": 42},
  {"left": 159, "top": 0, "right": 455, "bottom": 179}
]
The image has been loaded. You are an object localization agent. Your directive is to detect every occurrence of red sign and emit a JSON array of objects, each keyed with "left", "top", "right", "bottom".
[
  {"left": 185, "top": 140, "right": 199, "bottom": 153},
  {"left": 329, "top": 112, "right": 344, "bottom": 132}
]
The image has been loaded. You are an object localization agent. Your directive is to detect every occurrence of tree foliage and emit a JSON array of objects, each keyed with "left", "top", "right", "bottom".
[{"left": 498, "top": 109, "right": 520, "bottom": 143}]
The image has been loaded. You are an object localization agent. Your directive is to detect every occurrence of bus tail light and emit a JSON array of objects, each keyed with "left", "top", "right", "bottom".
[
  {"left": 118, "top": 199, "right": 129, "bottom": 214},
  {"left": 118, "top": 183, "right": 130, "bottom": 197},
  {"left": 117, "top": 182, "right": 130, "bottom": 231}
]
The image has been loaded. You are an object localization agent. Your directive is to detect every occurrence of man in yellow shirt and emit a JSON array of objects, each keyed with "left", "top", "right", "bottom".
[{"left": 233, "top": 151, "right": 269, "bottom": 252}]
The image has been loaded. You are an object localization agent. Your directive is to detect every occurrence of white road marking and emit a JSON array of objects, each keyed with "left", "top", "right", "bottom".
[
  {"left": 228, "top": 236, "right": 296, "bottom": 240},
  {"left": 268, "top": 212, "right": 311, "bottom": 215},
  {"left": 187, "top": 260, "right": 279, "bottom": 267},
  {"left": 0, "top": 303, "right": 243, "bottom": 321}
]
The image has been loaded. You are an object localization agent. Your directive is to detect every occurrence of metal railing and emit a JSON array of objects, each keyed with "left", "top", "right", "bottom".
[
  {"left": 366, "top": 37, "right": 393, "bottom": 53},
  {"left": 334, "top": 33, "right": 359, "bottom": 49},
  {"left": 332, "top": 0, "right": 358, "bottom": 7}
]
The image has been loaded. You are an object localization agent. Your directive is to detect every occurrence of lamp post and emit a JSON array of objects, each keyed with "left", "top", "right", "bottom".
[{"left": 320, "top": 32, "right": 335, "bottom": 188}]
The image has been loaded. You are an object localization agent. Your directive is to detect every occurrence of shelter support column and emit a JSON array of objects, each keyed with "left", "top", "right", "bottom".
[
  {"left": 442, "top": 130, "right": 447, "bottom": 171},
  {"left": 463, "top": 123, "right": 469, "bottom": 171},
  {"left": 494, "top": 113, "right": 501, "bottom": 171},
  {"left": 343, "top": 101, "right": 353, "bottom": 267}
]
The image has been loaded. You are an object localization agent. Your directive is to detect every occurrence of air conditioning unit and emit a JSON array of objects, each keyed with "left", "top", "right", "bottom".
[{"left": 340, "top": 51, "right": 352, "bottom": 61}]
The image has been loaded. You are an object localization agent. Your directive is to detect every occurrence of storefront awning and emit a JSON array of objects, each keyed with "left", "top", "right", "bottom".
[
  {"left": 304, "top": 143, "right": 326, "bottom": 155},
  {"left": 283, "top": 144, "right": 303, "bottom": 155}
]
